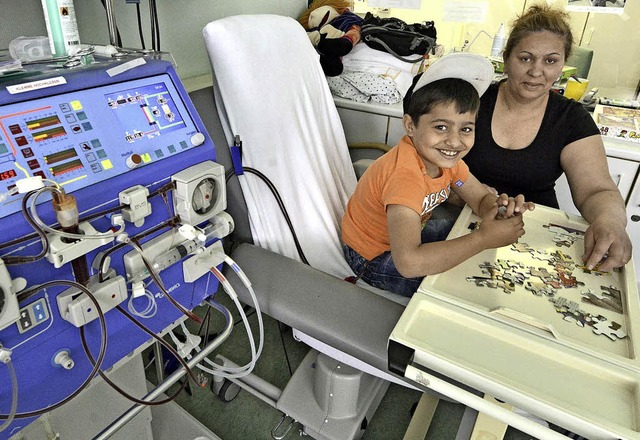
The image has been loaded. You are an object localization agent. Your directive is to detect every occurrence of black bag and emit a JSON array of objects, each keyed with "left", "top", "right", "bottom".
[{"left": 360, "top": 12, "right": 437, "bottom": 63}]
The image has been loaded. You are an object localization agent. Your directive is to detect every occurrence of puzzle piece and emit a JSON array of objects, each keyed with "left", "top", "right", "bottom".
[
  {"left": 592, "top": 319, "right": 628, "bottom": 340},
  {"left": 577, "top": 265, "right": 609, "bottom": 277},
  {"left": 562, "top": 311, "right": 587, "bottom": 327},
  {"left": 531, "top": 250, "right": 553, "bottom": 262},
  {"left": 545, "top": 223, "right": 585, "bottom": 236},
  {"left": 497, "top": 279, "right": 515, "bottom": 294},
  {"left": 479, "top": 262, "right": 501, "bottom": 278},
  {"left": 511, "top": 242, "right": 534, "bottom": 254},
  {"left": 550, "top": 296, "right": 585, "bottom": 315},
  {"left": 502, "top": 270, "right": 527, "bottom": 286},
  {"left": 544, "top": 224, "right": 585, "bottom": 247},
  {"left": 550, "top": 250, "right": 573, "bottom": 264},
  {"left": 466, "top": 276, "right": 498, "bottom": 289},
  {"left": 525, "top": 281, "right": 556, "bottom": 297},
  {"left": 581, "top": 289, "right": 623, "bottom": 314},
  {"left": 529, "top": 267, "right": 557, "bottom": 282},
  {"left": 550, "top": 261, "right": 576, "bottom": 272},
  {"left": 496, "top": 259, "right": 523, "bottom": 271},
  {"left": 550, "top": 296, "right": 590, "bottom": 327},
  {"left": 558, "top": 271, "right": 584, "bottom": 288},
  {"left": 601, "top": 285, "right": 622, "bottom": 304}
]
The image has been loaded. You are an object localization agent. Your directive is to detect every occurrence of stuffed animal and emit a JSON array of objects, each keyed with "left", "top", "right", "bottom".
[{"left": 299, "top": 0, "right": 363, "bottom": 76}]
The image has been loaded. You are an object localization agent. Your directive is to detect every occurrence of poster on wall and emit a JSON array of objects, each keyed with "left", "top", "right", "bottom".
[{"left": 566, "top": 0, "right": 626, "bottom": 14}]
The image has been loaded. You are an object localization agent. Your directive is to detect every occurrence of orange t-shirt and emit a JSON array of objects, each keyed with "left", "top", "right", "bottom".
[{"left": 342, "top": 135, "right": 469, "bottom": 260}]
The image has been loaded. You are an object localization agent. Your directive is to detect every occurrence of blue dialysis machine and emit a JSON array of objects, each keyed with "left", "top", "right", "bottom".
[{"left": 0, "top": 58, "right": 229, "bottom": 437}]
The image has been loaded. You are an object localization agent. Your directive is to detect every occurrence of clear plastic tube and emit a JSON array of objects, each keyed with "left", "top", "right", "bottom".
[
  {"left": 127, "top": 287, "right": 157, "bottom": 318},
  {"left": 196, "top": 261, "right": 264, "bottom": 379}
]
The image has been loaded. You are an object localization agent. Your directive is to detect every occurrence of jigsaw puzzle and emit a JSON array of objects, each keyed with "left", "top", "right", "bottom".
[{"left": 463, "top": 219, "right": 628, "bottom": 342}]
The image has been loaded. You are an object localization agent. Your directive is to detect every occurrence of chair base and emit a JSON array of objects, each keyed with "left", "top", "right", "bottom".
[{"left": 277, "top": 349, "right": 390, "bottom": 440}]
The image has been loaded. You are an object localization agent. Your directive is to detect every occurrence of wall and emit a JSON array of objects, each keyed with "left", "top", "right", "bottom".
[
  {"left": 354, "top": 0, "right": 639, "bottom": 100},
  {"left": 1, "top": 0, "right": 637, "bottom": 99}
]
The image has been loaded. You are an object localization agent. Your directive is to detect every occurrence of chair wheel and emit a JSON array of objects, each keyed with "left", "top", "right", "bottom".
[{"left": 217, "top": 379, "right": 241, "bottom": 402}]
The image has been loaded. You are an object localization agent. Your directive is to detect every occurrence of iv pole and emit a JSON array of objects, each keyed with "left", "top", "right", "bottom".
[{"left": 104, "top": 0, "right": 119, "bottom": 48}]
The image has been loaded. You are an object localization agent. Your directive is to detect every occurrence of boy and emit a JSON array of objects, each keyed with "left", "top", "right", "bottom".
[{"left": 342, "top": 53, "right": 535, "bottom": 297}]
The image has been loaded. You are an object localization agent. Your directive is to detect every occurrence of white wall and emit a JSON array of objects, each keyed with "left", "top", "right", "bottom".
[{"left": 578, "top": 1, "right": 640, "bottom": 99}]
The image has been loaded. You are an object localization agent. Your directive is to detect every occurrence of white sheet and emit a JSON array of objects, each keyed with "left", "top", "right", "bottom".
[
  {"left": 340, "top": 43, "right": 423, "bottom": 96},
  {"left": 203, "top": 15, "right": 358, "bottom": 279}
]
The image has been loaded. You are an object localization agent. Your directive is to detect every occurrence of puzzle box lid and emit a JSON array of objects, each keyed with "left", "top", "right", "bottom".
[{"left": 388, "top": 204, "right": 640, "bottom": 439}]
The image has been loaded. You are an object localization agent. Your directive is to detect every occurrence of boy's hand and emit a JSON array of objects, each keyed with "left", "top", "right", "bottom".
[
  {"left": 495, "top": 194, "right": 535, "bottom": 218},
  {"left": 478, "top": 205, "right": 526, "bottom": 249}
]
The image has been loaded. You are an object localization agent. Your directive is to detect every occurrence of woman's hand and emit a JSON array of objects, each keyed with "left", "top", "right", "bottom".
[{"left": 583, "top": 217, "right": 632, "bottom": 271}]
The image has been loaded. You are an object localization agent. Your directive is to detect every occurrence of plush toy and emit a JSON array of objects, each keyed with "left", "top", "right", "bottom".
[{"left": 299, "top": 0, "right": 363, "bottom": 76}]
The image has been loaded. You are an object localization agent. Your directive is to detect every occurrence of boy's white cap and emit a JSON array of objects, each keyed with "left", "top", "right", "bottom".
[{"left": 413, "top": 53, "right": 494, "bottom": 96}]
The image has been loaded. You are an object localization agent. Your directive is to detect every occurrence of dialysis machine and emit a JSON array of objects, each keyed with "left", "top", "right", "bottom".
[{"left": 0, "top": 57, "right": 229, "bottom": 438}]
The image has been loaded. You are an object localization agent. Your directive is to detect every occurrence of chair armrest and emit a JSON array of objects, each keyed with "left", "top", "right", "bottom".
[{"left": 222, "top": 243, "right": 405, "bottom": 375}]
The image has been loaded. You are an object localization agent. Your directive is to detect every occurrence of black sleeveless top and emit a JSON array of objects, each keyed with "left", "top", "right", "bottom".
[{"left": 465, "top": 81, "right": 600, "bottom": 208}]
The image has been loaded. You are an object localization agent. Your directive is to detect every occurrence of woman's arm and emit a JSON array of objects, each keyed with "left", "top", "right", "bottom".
[{"left": 561, "top": 134, "right": 632, "bottom": 270}]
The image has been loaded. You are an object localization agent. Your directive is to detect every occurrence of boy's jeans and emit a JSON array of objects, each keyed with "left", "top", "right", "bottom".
[{"left": 343, "top": 216, "right": 455, "bottom": 297}]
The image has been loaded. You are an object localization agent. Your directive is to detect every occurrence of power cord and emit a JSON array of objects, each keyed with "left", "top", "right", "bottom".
[{"left": 225, "top": 166, "right": 309, "bottom": 265}]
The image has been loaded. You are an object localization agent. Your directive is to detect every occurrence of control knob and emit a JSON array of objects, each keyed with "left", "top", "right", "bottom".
[{"left": 126, "top": 154, "right": 143, "bottom": 169}]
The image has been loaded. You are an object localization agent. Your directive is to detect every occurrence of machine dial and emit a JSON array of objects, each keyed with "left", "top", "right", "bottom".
[{"left": 192, "top": 178, "right": 219, "bottom": 215}]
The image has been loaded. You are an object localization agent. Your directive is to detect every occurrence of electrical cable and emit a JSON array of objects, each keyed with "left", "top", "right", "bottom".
[
  {"left": 240, "top": 167, "right": 309, "bottom": 265},
  {"left": 79, "top": 326, "right": 188, "bottom": 405},
  {"left": 0, "top": 356, "right": 18, "bottom": 432},
  {"left": 277, "top": 321, "right": 294, "bottom": 377},
  {"left": 149, "top": 0, "right": 157, "bottom": 51},
  {"left": 0, "top": 280, "right": 107, "bottom": 420},
  {"left": 136, "top": 2, "right": 146, "bottom": 50},
  {"left": 151, "top": 0, "right": 160, "bottom": 52},
  {"left": 115, "top": 305, "right": 202, "bottom": 386},
  {"left": 226, "top": 162, "right": 304, "bottom": 380}
]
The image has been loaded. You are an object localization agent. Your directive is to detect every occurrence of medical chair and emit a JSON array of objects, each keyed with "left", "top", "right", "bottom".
[{"left": 202, "top": 14, "right": 430, "bottom": 440}]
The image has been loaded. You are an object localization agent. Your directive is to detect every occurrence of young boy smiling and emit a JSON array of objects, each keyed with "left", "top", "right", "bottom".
[{"left": 342, "top": 53, "right": 535, "bottom": 297}]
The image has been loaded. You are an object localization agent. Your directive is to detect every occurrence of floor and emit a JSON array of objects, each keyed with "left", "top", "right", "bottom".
[{"left": 145, "top": 293, "right": 542, "bottom": 440}]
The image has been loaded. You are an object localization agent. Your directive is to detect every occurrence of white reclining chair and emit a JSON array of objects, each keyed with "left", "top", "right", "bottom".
[{"left": 202, "top": 14, "right": 429, "bottom": 440}]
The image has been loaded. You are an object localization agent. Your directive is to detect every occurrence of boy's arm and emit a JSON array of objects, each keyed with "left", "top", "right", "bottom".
[
  {"left": 387, "top": 204, "right": 525, "bottom": 278},
  {"left": 451, "top": 174, "right": 496, "bottom": 214}
]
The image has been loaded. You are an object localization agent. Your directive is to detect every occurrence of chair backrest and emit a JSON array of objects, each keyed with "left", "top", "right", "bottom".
[
  {"left": 203, "top": 14, "right": 358, "bottom": 278},
  {"left": 566, "top": 45, "right": 593, "bottom": 79}
]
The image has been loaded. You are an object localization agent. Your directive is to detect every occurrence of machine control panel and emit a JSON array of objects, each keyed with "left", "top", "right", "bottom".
[{"left": 0, "top": 74, "right": 200, "bottom": 218}]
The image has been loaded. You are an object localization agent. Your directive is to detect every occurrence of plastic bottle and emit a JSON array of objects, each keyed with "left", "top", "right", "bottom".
[
  {"left": 490, "top": 22, "right": 506, "bottom": 58},
  {"left": 41, "top": 0, "right": 81, "bottom": 57}
]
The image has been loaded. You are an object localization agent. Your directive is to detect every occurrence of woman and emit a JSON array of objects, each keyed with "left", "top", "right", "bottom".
[{"left": 464, "top": 4, "right": 632, "bottom": 272}]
